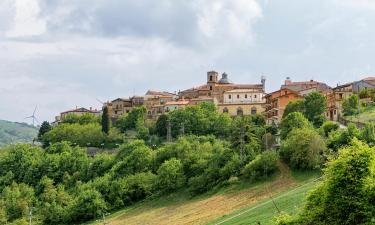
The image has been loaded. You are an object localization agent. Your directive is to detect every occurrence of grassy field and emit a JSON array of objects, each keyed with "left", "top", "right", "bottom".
[{"left": 85, "top": 163, "right": 320, "bottom": 225}]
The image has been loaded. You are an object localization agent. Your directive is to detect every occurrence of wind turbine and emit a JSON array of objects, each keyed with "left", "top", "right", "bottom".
[{"left": 24, "top": 105, "right": 39, "bottom": 126}]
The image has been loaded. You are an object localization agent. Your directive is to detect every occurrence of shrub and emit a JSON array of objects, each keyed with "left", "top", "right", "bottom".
[
  {"left": 241, "top": 151, "right": 278, "bottom": 180},
  {"left": 320, "top": 121, "right": 339, "bottom": 137},
  {"left": 285, "top": 139, "right": 375, "bottom": 225},
  {"left": 156, "top": 158, "right": 185, "bottom": 192},
  {"left": 280, "top": 112, "right": 311, "bottom": 139},
  {"left": 280, "top": 128, "right": 326, "bottom": 170}
]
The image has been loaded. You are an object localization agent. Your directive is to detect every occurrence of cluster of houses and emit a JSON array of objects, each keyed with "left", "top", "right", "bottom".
[{"left": 53, "top": 71, "right": 375, "bottom": 125}]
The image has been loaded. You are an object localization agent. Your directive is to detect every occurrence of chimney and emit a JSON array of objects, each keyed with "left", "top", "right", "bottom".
[{"left": 285, "top": 77, "right": 292, "bottom": 85}]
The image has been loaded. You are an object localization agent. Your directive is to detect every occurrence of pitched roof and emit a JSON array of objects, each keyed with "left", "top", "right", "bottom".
[
  {"left": 145, "top": 90, "right": 176, "bottom": 96},
  {"left": 164, "top": 100, "right": 190, "bottom": 106}
]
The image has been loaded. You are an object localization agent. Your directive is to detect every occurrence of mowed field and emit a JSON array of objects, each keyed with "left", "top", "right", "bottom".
[{"left": 86, "top": 163, "right": 320, "bottom": 225}]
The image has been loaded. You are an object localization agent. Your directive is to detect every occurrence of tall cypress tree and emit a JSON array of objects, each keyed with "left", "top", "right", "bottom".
[{"left": 101, "top": 106, "right": 110, "bottom": 134}]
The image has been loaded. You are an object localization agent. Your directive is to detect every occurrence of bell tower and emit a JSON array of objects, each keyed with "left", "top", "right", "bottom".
[{"left": 207, "top": 71, "right": 218, "bottom": 84}]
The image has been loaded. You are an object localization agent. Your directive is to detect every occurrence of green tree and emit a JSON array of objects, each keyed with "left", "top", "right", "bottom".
[
  {"left": 303, "top": 92, "right": 327, "bottom": 127},
  {"left": 342, "top": 94, "right": 359, "bottom": 116},
  {"left": 0, "top": 182, "right": 36, "bottom": 222},
  {"left": 101, "top": 106, "right": 110, "bottom": 134},
  {"left": 71, "top": 186, "right": 107, "bottom": 223},
  {"left": 38, "top": 121, "right": 52, "bottom": 141},
  {"left": 280, "top": 127, "right": 326, "bottom": 170},
  {"left": 320, "top": 120, "right": 339, "bottom": 137},
  {"left": 156, "top": 158, "right": 185, "bottom": 192},
  {"left": 280, "top": 112, "right": 311, "bottom": 140},
  {"left": 38, "top": 177, "right": 74, "bottom": 225},
  {"left": 281, "top": 139, "right": 375, "bottom": 225},
  {"left": 241, "top": 151, "right": 278, "bottom": 180},
  {"left": 42, "top": 123, "right": 106, "bottom": 147},
  {"left": 283, "top": 100, "right": 305, "bottom": 118},
  {"left": 115, "top": 107, "right": 146, "bottom": 132},
  {"left": 360, "top": 122, "right": 375, "bottom": 145},
  {"left": 155, "top": 114, "right": 169, "bottom": 137}
]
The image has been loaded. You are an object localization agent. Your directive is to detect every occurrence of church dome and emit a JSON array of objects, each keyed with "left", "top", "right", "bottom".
[{"left": 218, "top": 73, "right": 232, "bottom": 84}]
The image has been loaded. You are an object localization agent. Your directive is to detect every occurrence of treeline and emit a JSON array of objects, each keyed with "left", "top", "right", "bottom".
[
  {"left": 1, "top": 93, "right": 375, "bottom": 225},
  {"left": 0, "top": 103, "right": 280, "bottom": 225}
]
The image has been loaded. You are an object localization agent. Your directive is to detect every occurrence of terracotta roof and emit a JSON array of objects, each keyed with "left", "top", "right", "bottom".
[{"left": 225, "top": 88, "right": 264, "bottom": 93}]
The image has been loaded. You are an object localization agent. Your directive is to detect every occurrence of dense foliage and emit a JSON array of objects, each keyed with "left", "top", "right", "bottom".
[
  {"left": 342, "top": 94, "right": 360, "bottom": 116},
  {"left": 282, "top": 92, "right": 327, "bottom": 127},
  {"left": 277, "top": 139, "right": 375, "bottom": 225}
]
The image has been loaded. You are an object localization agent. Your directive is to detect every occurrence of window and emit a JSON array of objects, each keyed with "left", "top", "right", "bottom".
[
  {"left": 245, "top": 94, "right": 248, "bottom": 98},
  {"left": 254, "top": 95, "right": 257, "bottom": 98},
  {"left": 229, "top": 95, "right": 232, "bottom": 99},
  {"left": 210, "top": 86, "right": 213, "bottom": 90},
  {"left": 210, "top": 76, "right": 213, "bottom": 81},
  {"left": 334, "top": 110, "right": 336, "bottom": 115},
  {"left": 237, "top": 94, "right": 240, "bottom": 99},
  {"left": 223, "top": 107, "right": 229, "bottom": 113},
  {"left": 251, "top": 107, "right": 257, "bottom": 115},
  {"left": 237, "top": 107, "right": 243, "bottom": 116}
]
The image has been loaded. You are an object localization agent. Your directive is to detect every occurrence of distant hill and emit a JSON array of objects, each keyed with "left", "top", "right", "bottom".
[{"left": 0, "top": 120, "right": 38, "bottom": 147}]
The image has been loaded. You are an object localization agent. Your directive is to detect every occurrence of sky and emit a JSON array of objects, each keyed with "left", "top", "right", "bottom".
[{"left": 0, "top": 0, "right": 375, "bottom": 123}]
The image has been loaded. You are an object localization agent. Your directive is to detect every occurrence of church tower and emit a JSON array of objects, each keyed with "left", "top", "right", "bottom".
[{"left": 207, "top": 71, "right": 218, "bottom": 91}]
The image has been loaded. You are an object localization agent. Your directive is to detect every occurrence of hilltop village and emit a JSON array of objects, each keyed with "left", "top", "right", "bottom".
[{"left": 53, "top": 71, "right": 375, "bottom": 125}]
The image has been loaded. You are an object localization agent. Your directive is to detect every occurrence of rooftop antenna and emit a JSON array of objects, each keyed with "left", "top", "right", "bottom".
[{"left": 24, "top": 105, "right": 39, "bottom": 126}]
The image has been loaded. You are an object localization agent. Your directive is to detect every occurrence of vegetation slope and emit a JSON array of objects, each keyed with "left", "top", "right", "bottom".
[{"left": 0, "top": 120, "right": 38, "bottom": 147}]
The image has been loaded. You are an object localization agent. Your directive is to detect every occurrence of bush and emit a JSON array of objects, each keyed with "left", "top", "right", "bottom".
[
  {"left": 156, "top": 158, "right": 185, "bottom": 192},
  {"left": 285, "top": 139, "right": 375, "bottom": 225},
  {"left": 280, "top": 112, "right": 311, "bottom": 139},
  {"left": 320, "top": 121, "right": 339, "bottom": 137},
  {"left": 241, "top": 151, "right": 278, "bottom": 180},
  {"left": 342, "top": 94, "right": 359, "bottom": 116},
  {"left": 42, "top": 123, "right": 106, "bottom": 147},
  {"left": 280, "top": 128, "right": 326, "bottom": 170}
]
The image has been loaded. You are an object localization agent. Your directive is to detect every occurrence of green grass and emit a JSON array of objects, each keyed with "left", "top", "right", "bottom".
[
  {"left": 207, "top": 172, "right": 321, "bottom": 225},
  {"left": 84, "top": 167, "right": 321, "bottom": 225}
]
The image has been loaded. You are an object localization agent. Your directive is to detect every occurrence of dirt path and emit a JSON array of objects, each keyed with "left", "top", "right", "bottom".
[{"left": 108, "top": 161, "right": 295, "bottom": 225}]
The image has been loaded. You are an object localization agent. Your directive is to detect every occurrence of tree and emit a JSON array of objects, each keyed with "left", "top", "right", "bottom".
[
  {"left": 38, "top": 121, "right": 52, "bottom": 141},
  {"left": 283, "top": 100, "right": 305, "bottom": 118},
  {"left": 280, "top": 127, "right": 326, "bottom": 170},
  {"left": 280, "top": 112, "right": 311, "bottom": 139},
  {"left": 360, "top": 122, "right": 375, "bottom": 145},
  {"left": 42, "top": 123, "right": 106, "bottom": 147},
  {"left": 280, "top": 139, "right": 375, "bottom": 225},
  {"left": 320, "top": 120, "right": 339, "bottom": 137},
  {"left": 342, "top": 94, "right": 359, "bottom": 116},
  {"left": 155, "top": 114, "right": 169, "bottom": 137},
  {"left": 115, "top": 107, "right": 146, "bottom": 132},
  {"left": 303, "top": 92, "right": 327, "bottom": 127},
  {"left": 241, "top": 151, "right": 278, "bottom": 180},
  {"left": 101, "top": 106, "right": 110, "bottom": 134},
  {"left": 156, "top": 158, "right": 185, "bottom": 192}
]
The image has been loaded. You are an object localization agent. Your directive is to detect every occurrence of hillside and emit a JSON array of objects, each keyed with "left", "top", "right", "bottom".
[
  {"left": 0, "top": 120, "right": 38, "bottom": 147},
  {"left": 86, "top": 163, "right": 320, "bottom": 225}
]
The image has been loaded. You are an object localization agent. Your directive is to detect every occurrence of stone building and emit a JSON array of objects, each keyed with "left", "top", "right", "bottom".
[{"left": 179, "top": 71, "right": 266, "bottom": 116}]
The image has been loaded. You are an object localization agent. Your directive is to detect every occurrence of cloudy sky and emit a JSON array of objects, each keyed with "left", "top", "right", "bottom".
[{"left": 0, "top": 0, "right": 375, "bottom": 123}]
